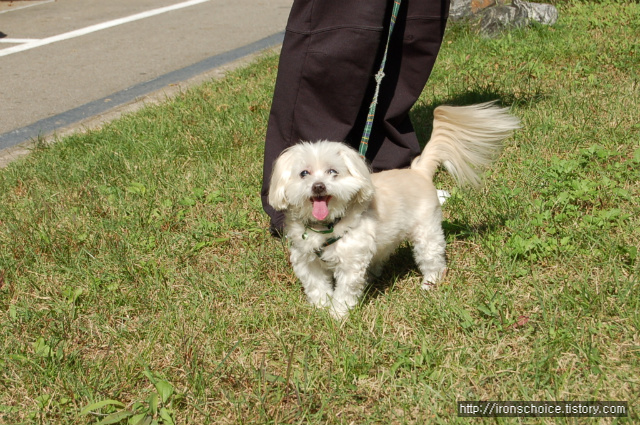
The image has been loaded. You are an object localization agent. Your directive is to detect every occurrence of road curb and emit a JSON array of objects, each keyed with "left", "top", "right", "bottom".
[{"left": 0, "top": 32, "right": 284, "bottom": 167}]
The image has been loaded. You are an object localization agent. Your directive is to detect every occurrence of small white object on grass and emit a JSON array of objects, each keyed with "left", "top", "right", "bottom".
[{"left": 437, "top": 190, "right": 451, "bottom": 205}]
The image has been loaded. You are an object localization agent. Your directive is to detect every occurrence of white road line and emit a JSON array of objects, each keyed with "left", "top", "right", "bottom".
[
  {"left": 0, "top": 0, "right": 210, "bottom": 57},
  {"left": 0, "top": 39, "right": 40, "bottom": 44}
]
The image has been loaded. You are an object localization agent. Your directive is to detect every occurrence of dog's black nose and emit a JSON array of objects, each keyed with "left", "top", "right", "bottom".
[{"left": 312, "top": 182, "right": 326, "bottom": 194}]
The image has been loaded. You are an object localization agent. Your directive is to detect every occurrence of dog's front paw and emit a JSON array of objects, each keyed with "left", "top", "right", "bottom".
[
  {"left": 421, "top": 268, "right": 447, "bottom": 290},
  {"left": 421, "top": 281, "right": 437, "bottom": 291},
  {"left": 329, "top": 304, "right": 350, "bottom": 321},
  {"left": 328, "top": 292, "right": 361, "bottom": 321},
  {"left": 307, "top": 290, "right": 334, "bottom": 308}
]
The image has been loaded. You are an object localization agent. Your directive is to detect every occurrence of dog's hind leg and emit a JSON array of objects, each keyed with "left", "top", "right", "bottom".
[{"left": 410, "top": 220, "right": 447, "bottom": 290}]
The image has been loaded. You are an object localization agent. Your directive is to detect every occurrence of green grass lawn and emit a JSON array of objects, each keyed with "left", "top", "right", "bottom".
[{"left": 1, "top": 1, "right": 638, "bottom": 423}]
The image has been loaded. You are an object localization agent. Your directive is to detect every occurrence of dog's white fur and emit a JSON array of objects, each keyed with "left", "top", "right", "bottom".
[{"left": 269, "top": 103, "right": 520, "bottom": 319}]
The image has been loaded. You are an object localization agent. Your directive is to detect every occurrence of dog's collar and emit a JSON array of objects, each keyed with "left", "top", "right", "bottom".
[
  {"left": 302, "top": 217, "right": 341, "bottom": 239},
  {"left": 301, "top": 218, "right": 343, "bottom": 258}
]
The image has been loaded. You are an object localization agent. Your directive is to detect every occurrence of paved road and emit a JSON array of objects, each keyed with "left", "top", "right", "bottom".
[{"left": 0, "top": 0, "right": 292, "bottom": 161}]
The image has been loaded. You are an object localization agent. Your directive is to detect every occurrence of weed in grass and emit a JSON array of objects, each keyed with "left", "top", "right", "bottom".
[
  {"left": 79, "top": 370, "right": 181, "bottom": 425},
  {"left": 494, "top": 144, "right": 639, "bottom": 267}
]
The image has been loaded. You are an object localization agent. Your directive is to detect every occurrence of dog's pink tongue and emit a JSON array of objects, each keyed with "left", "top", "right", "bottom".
[{"left": 312, "top": 198, "right": 329, "bottom": 221}]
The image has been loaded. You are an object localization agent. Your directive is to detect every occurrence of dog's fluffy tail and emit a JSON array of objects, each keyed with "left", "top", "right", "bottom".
[{"left": 411, "top": 102, "right": 521, "bottom": 187}]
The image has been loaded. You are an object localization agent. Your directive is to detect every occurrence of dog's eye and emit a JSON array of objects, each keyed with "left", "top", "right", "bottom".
[
  {"left": 328, "top": 169, "right": 339, "bottom": 176},
  {"left": 299, "top": 170, "right": 310, "bottom": 178}
]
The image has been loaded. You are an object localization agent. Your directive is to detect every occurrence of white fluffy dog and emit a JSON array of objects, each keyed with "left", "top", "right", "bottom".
[{"left": 268, "top": 103, "right": 520, "bottom": 319}]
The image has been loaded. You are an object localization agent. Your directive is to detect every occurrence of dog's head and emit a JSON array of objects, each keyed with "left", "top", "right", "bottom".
[{"left": 268, "top": 141, "right": 374, "bottom": 222}]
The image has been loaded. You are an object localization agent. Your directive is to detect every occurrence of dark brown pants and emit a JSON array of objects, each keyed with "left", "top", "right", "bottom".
[{"left": 261, "top": 0, "right": 450, "bottom": 228}]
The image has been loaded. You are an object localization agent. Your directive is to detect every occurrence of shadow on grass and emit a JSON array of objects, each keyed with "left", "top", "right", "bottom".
[{"left": 362, "top": 217, "right": 503, "bottom": 301}]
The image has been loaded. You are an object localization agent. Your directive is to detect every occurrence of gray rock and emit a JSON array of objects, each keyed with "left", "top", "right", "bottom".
[
  {"left": 513, "top": 0, "right": 558, "bottom": 26},
  {"left": 450, "top": 0, "right": 498, "bottom": 20},
  {"left": 450, "top": 0, "right": 559, "bottom": 37}
]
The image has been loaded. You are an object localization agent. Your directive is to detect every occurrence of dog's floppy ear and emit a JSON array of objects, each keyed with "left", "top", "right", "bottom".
[
  {"left": 338, "top": 144, "right": 375, "bottom": 204},
  {"left": 268, "top": 146, "right": 297, "bottom": 210}
]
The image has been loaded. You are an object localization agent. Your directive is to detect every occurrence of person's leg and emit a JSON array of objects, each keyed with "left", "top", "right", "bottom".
[
  {"left": 261, "top": 0, "right": 450, "bottom": 233},
  {"left": 261, "top": 0, "right": 389, "bottom": 232}
]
